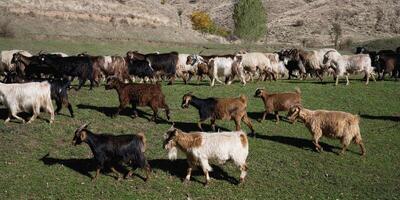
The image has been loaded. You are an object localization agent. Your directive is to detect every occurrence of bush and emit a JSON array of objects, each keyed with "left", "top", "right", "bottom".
[
  {"left": 190, "top": 11, "right": 230, "bottom": 37},
  {"left": 233, "top": 0, "right": 267, "bottom": 41},
  {"left": 0, "top": 21, "right": 15, "bottom": 38},
  {"left": 339, "top": 38, "right": 354, "bottom": 50}
]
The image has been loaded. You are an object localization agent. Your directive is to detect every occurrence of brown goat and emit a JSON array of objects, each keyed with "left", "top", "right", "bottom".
[
  {"left": 254, "top": 88, "right": 301, "bottom": 123},
  {"left": 181, "top": 92, "right": 255, "bottom": 135},
  {"left": 105, "top": 76, "right": 170, "bottom": 122}
]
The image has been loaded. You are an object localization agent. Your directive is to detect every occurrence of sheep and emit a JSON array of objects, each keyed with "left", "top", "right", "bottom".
[
  {"left": 163, "top": 125, "right": 249, "bottom": 185},
  {"left": 72, "top": 123, "right": 151, "bottom": 181},
  {"left": 181, "top": 92, "right": 254, "bottom": 135},
  {"left": 0, "top": 81, "right": 54, "bottom": 124},
  {"left": 323, "top": 51, "right": 376, "bottom": 85},
  {"left": 254, "top": 88, "right": 301, "bottom": 123},
  {"left": 287, "top": 105, "right": 366, "bottom": 156},
  {"left": 105, "top": 76, "right": 170, "bottom": 122}
]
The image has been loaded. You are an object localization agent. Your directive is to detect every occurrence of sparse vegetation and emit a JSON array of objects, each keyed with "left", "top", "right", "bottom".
[
  {"left": 339, "top": 37, "right": 353, "bottom": 50},
  {"left": 293, "top": 19, "right": 304, "bottom": 27},
  {"left": 330, "top": 22, "right": 342, "bottom": 48},
  {"left": 0, "top": 21, "right": 15, "bottom": 38},
  {"left": 233, "top": 0, "right": 267, "bottom": 42}
]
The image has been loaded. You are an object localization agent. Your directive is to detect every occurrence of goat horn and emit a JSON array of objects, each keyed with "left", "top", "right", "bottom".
[{"left": 76, "top": 123, "right": 90, "bottom": 133}]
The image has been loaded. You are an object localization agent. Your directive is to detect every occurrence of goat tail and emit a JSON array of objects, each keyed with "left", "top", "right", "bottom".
[
  {"left": 239, "top": 94, "right": 248, "bottom": 104},
  {"left": 137, "top": 132, "right": 147, "bottom": 152},
  {"left": 239, "top": 132, "right": 248, "bottom": 148},
  {"left": 347, "top": 115, "right": 361, "bottom": 136},
  {"left": 294, "top": 87, "right": 301, "bottom": 94}
]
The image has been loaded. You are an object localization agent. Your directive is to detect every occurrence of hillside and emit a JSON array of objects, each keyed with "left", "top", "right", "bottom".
[{"left": 1, "top": 0, "right": 400, "bottom": 46}]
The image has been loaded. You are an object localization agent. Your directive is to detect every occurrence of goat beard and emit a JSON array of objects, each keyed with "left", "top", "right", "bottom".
[{"left": 167, "top": 146, "right": 178, "bottom": 160}]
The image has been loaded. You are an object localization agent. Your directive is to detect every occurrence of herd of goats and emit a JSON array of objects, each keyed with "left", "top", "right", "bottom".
[{"left": 0, "top": 45, "right": 399, "bottom": 185}]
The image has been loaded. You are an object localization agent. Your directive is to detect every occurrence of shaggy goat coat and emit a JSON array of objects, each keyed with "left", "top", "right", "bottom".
[{"left": 164, "top": 128, "right": 249, "bottom": 184}]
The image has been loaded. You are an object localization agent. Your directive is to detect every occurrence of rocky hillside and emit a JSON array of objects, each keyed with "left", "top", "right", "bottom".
[{"left": 1, "top": 0, "right": 400, "bottom": 46}]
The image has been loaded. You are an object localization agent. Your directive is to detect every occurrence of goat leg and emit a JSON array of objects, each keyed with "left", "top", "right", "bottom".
[
  {"left": 92, "top": 168, "right": 100, "bottom": 181},
  {"left": 275, "top": 111, "right": 280, "bottom": 124},
  {"left": 111, "top": 167, "right": 122, "bottom": 181}
]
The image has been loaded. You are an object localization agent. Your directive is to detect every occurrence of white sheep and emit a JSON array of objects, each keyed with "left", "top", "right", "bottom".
[
  {"left": 0, "top": 81, "right": 54, "bottom": 124},
  {"left": 163, "top": 126, "right": 249, "bottom": 185},
  {"left": 287, "top": 105, "right": 366, "bottom": 156},
  {"left": 323, "top": 51, "right": 376, "bottom": 85}
]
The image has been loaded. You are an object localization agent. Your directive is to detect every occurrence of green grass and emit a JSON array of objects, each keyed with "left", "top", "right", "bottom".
[
  {"left": 356, "top": 37, "right": 400, "bottom": 51},
  {"left": 0, "top": 38, "right": 400, "bottom": 199}
]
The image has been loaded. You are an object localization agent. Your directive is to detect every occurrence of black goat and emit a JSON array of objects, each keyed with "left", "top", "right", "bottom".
[
  {"left": 36, "top": 54, "right": 94, "bottom": 90},
  {"left": 126, "top": 56, "right": 155, "bottom": 81},
  {"left": 72, "top": 123, "right": 150, "bottom": 181},
  {"left": 50, "top": 79, "right": 74, "bottom": 117}
]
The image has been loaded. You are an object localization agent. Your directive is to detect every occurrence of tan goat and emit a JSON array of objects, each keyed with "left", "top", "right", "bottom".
[{"left": 287, "top": 105, "right": 366, "bottom": 156}]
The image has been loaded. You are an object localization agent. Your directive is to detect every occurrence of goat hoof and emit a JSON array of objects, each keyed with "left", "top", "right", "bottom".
[
  {"left": 257, "top": 119, "right": 262, "bottom": 123},
  {"left": 91, "top": 178, "right": 97, "bottom": 182},
  {"left": 117, "top": 177, "right": 122, "bottom": 181},
  {"left": 183, "top": 179, "right": 190, "bottom": 185}
]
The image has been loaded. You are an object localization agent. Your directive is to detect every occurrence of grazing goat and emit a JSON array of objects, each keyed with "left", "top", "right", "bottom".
[
  {"left": 105, "top": 76, "right": 170, "bottom": 122},
  {"left": 49, "top": 79, "right": 74, "bottom": 118},
  {"left": 287, "top": 105, "right": 366, "bottom": 156},
  {"left": 323, "top": 51, "right": 376, "bottom": 85},
  {"left": 163, "top": 125, "right": 249, "bottom": 185},
  {"left": 0, "top": 81, "right": 54, "bottom": 123},
  {"left": 72, "top": 123, "right": 150, "bottom": 181},
  {"left": 181, "top": 92, "right": 254, "bottom": 135},
  {"left": 254, "top": 88, "right": 301, "bottom": 123}
]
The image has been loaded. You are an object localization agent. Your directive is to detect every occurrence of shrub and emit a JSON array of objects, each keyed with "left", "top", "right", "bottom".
[
  {"left": 0, "top": 21, "right": 15, "bottom": 38},
  {"left": 190, "top": 11, "right": 230, "bottom": 37},
  {"left": 339, "top": 38, "right": 354, "bottom": 50},
  {"left": 233, "top": 0, "right": 267, "bottom": 41}
]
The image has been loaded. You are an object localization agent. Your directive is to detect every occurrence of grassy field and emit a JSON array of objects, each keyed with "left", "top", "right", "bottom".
[{"left": 0, "top": 38, "right": 400, "bottom": 199}]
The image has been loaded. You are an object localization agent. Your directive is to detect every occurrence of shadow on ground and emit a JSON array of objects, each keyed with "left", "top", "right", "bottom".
[{"left": 149, "top": 159, "right": 240, "bottom": 185}]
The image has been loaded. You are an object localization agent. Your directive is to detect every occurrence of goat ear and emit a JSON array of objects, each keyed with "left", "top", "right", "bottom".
[{"left": 80, "top": 130, "right": 87, "bottom": 141}]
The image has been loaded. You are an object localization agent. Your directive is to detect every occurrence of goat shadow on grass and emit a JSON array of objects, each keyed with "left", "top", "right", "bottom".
[
  {"left": 247, "top": 112, "right": 291, "bottom": 122},
  {"left": 39, "top": 153, "right": 147, "bottom": 181},
  {"left": 76, "top": 104, "right": 152, "bottom": 121},
  {"left": 149, "top": 159, "right": 240, "bottom": 185},
  {"left": 360, "top": 114, "right": 400, "bottom": 122},
  {"left": 0, "top": 108, "right": 50, "bottom": 123},
  {"left": 254, "top": 134, "right": 345, "bottom": 154},
  {"left": 160, "top": 121, "right": 231, "bottom": 133},
  {"left": 285, "top": 80, "right": 331, "bottom": 85}
]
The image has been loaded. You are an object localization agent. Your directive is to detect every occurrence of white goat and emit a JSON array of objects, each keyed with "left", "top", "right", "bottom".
[
  {"left": 287, "top": 105, "right": 366, "bottom": 156},
  {"left": 323, "top": 51, "right": 376, "bottom": 85},
  {"left": 238, "top": 52, "right": 272, "bottom": 81},
  {"left": 176, "top": 54, "right": 198, "bottom": 84},
  {"left": 208, "top": 56, "right": 246, "bottom": 86},
  {"left": 0, "top": 50, "right": 32, "bottom": 74},
  {"left": 0, "top": 81, "right": 54, "bottom": 124},
  {"left": 163, "top": 126, "right": 249, "bottom": 185}
]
